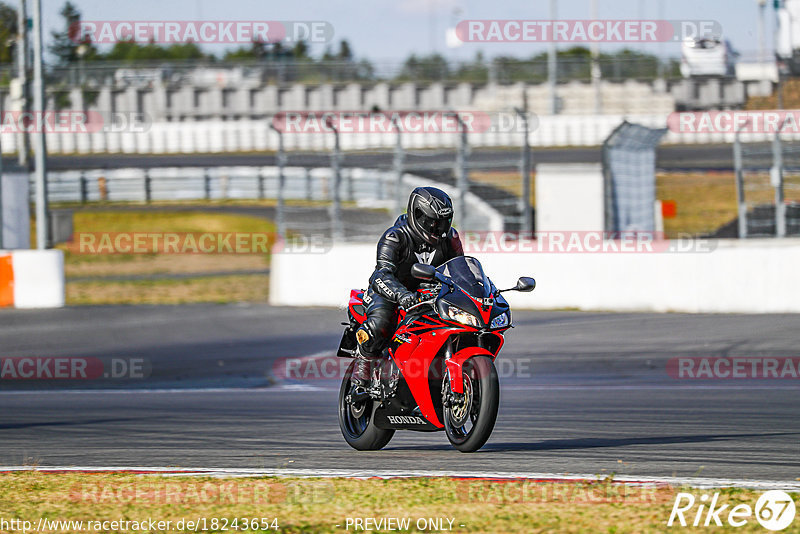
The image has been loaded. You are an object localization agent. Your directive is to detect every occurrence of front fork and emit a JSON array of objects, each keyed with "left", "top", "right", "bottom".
[
  {"left": 442, "top": 338, "right": 459, "bottom": 406},
  {"left": 444, "top": 335, "right": 496, "bottom": 395}
]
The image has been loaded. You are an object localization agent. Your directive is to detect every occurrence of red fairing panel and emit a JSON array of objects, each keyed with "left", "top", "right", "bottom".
[
  {"left": 390, "top": 332, "right": 446, "bottom": 427},
  {"left": 446, "top": 347, "right": 496, "bottom": 394},
  {"left": 348, "top": 289, "right": 366, "bottom": 324}
]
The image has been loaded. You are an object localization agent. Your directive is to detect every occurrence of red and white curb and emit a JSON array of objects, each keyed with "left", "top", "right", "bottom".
[{"left": 1, "top": 466, "right": 798, "bottom": 491}]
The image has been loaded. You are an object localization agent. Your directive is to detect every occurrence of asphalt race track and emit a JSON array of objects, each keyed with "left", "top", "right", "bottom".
[{"left": 1, "top": 305, "right": 799, "bottom": 483}]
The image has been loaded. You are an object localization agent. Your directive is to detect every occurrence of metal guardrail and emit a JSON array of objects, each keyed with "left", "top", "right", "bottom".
[
  {"left": 32, "top": 166, "right": 394, "bottom": 204},
  {"left": 41, "top": 56, "right": 685, "bottom": 86}
]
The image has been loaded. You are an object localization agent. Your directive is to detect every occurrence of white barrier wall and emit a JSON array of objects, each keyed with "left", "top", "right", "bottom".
[
  {"left": 535, "top": 164, "right": 605, "bottom": 233},
  {"left": 270, "top": 239, "right": 800, "bottom": 313},
  {"left": 0, "top": 250, "right": 65, "bottom": 309},
  {"left": 0, "top": 113, "right": 785, "bottom": 156}
]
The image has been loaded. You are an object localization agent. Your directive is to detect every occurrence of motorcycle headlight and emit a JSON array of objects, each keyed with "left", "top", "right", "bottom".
[
  {"left": 490, "top": 312, "right": 510, "bottom": 329},
  {"left": 446, "top": 305, "right": 479, "bottom": 327}
]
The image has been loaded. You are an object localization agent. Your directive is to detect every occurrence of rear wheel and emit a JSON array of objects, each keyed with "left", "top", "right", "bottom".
[
  {"left": 443, "top": 356, "right": 499, "bottom": 452},
  {"left": 338, "top": 360, "right": 394, "bottom": 450}
]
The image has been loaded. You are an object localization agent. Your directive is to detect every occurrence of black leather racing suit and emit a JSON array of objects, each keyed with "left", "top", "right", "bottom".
[{"left": 357, "top": 214, "right": 464, "bottom": 359}]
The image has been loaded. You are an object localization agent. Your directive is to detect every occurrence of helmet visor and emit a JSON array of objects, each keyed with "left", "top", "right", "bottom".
[{"left": 414, "top": 208, "right": 452, "bottom": 239}]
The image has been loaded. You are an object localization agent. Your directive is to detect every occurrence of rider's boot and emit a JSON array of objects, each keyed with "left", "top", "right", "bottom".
[
  {"left": 352, "top": 346, "right": 372, "bottom": 385},
  {"left": 349, "top": 345, "right": 375, "bottom": 400}
]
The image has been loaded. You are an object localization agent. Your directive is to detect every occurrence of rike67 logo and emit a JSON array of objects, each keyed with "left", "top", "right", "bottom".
[{"left": 668, "top": 490, "right": 796, "bottom": 530}]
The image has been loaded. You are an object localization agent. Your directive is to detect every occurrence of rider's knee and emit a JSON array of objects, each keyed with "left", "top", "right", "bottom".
[{"left": 356, "top": 321, "right": 383, "bottom": 357}]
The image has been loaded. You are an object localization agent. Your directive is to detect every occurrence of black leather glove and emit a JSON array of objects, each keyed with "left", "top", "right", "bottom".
[{"left": 398, "top": 292, "right": 419, "bottom": 310}]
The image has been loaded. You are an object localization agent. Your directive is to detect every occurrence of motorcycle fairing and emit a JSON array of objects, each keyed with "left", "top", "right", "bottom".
[
  {"left": 445, "top": 346, "right": 496, "bottom": 394},
  {"left": 348, "top": 289, "right": 367, "bottom": 323}
]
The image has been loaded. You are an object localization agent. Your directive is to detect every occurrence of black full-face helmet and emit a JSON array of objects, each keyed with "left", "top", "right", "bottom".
[{"left": 406, "top": 187, "right": 454, "bottom": 245}]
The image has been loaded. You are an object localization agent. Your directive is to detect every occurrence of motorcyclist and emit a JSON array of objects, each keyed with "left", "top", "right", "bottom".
[{"left": 352, "top": 186, "right": 464, "bottom": 389}]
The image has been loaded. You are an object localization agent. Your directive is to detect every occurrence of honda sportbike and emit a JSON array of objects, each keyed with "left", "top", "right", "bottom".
[{"left": 336, "top": 255, "right": 535, "bottom": 452}]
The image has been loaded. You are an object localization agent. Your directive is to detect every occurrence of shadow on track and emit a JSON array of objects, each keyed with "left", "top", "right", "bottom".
[
  {"left": 384, "top": 432, "right": 800, "bottom": 453},
  {"left": 0, "top": 417, "right": 142, "bottom": 431},
  {"left": 480, "top": 432, "right": 800, "bottom": 452}
]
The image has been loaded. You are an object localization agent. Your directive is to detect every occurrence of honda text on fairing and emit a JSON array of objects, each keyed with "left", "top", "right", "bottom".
[{"left": 336, "top": 256, "right": 535, "bottom": 452}]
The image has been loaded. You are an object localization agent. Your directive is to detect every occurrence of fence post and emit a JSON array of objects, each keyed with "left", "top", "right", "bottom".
[
  {"left": 143, "top": 168, "right": 151, "bottom": 203},
  {"left": 733, "top": 131, "right": 747, "bottom": 238},
  {"left": 32, "top": 0, "right": 49, "bottom": 248},
  {"left": 204, "top": 168, "right": 211, "bottom": 200},
  {"left": 515, "top": 93, "right": 533, "bottom": 233},
  {"left": 393, "top": 118, "right": 404, "bottom": 214},
  {"left": 772, "top": 127, "right": 786, "bottom": 238},
  {"left": 455, "top": 113, "right": 469, "bottom": 230},
  {"left": 346, "top": 168, "right": 354, "bottom": 202},
  {"left": 80, "top": 171, "right": 88, "bottom": 203},
  {"left": 271, "top": 125, "right": 287, "bottom": 238},
  {"left": 305, "top": 168, "right": 313, "bottom": 201},
  {"left": 328, "top": 119, "right": 343, "bottom": 241},
  {"left": 547, "top": 0, "right": 558, "bottom": 115}
]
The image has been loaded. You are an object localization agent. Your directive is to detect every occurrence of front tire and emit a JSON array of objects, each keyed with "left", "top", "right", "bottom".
[
  {"left": 338, "top": 360, "right": 394, "bottom": 450},
  {"left": 443, "top": 356, "right": 499, "bottom": 452}
]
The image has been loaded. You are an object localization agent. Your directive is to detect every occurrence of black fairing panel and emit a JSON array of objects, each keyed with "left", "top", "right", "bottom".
[
  {"left": 336, "top": 327, "right": 357, "bottom": 358},
  {"left": 373, "top": 355, "right": 445, "bottom": 432}
]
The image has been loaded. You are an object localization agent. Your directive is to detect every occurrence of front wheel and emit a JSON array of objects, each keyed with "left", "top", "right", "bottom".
[
  {"left": 443, "top": 356, "right": 499, "bottom": 452},
  {"left": 338, "top": 360, "right": 394, "bottom": 450}
]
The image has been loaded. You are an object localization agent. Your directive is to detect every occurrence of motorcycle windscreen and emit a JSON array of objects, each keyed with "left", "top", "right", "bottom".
[{"left": 437, "top": 256, "right": 492, "bottom": 299}]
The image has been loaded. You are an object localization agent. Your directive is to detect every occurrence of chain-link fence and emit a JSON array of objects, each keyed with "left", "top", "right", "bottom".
[
  {"left": 30, "top": 165, "right": 398, "bottom": 242},
  {"left": 31, "top": 113, "right": 533, "bottom": 242},
  {"left": 733, "top": 132, "right": 800, "bottom": 238},
  {"left": 36, "top": 56, "right": 684, "bottom": 87}
]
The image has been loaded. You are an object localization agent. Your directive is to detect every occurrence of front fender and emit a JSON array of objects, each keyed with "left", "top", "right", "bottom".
[{"left": 446, "top": 347, "right": 495, "bottom": 394}]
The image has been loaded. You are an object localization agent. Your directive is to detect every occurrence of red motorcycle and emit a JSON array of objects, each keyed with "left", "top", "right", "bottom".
[{"left": 337, "top": 256, "right": 535, "bottom": 452}]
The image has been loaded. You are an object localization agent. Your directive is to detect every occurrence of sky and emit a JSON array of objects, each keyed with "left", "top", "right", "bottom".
[{"left": 33, "top": 0, "right": 774, "bottom": 63}]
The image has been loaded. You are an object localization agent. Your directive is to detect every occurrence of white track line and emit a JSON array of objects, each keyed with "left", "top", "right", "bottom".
[
  {"left": 1, "top": 384, "right": 798, "bottom": 395},
  {"left": 1, "top": 466, "right": 798, "bottom": 491}
]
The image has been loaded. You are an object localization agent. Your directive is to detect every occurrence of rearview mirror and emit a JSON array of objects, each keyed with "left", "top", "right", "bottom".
[
  {"left": 515, "top": 277, "right": 536, "bottom": 292},
  {"left": 411, "top": 263, "right": 436, "bottom": 281}
]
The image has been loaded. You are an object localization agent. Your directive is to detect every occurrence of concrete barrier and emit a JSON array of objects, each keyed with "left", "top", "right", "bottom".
[
  {"left": 3, "top": 113, "right": 793, "bottom": 155},
  {"left": 269, "top": 238, "right": 800, "bottom": 313},
  {"left": 0, "top": 250, "right": 65, "bottom": 309}
]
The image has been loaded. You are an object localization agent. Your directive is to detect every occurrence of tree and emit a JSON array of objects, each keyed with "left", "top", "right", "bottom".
[
  {"left": 292, "top": 40, "right": 309, "bottom": 59},
  {"left": 0, "top": 2, "right": 17, "bottom": 64},
  {"left": 454, "top": 51, "right": 488, "bottom": 82},
  {"left": 224, "top": 41, "right": 269, "bottom": 61},
  {"left": 49, "top": 1, "right": 98, "bottom": 65},
  {"left": 337, "top": 40, "right": 352, "bottom": 61},
  {"left": 103, "top": 41, "right": 210, "bottom": 62},
  {"left": 397, "top": 53, "right": 449, "bottom": 81}
]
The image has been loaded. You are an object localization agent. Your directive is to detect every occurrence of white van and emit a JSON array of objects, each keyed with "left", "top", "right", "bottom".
[{"left": 680, "top": 37, "right": 738, "bottom": 77}]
